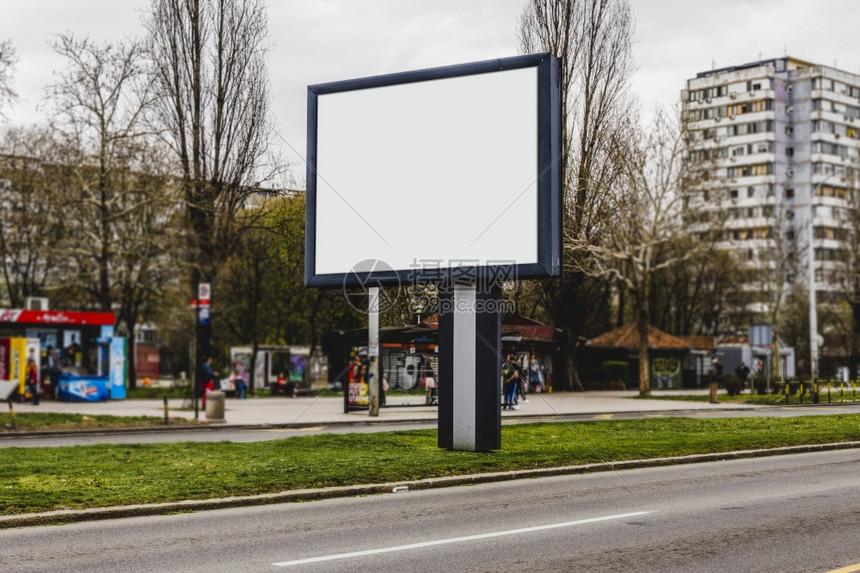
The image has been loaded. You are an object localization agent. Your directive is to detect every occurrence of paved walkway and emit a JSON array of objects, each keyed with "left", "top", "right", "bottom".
[{"left": 9, "top": 389, "right": 764, "bottom": 427}]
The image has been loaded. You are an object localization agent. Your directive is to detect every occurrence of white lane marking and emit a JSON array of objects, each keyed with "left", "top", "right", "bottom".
[{"left": 273, "top": 511, "right": 654, "bottom": 567}]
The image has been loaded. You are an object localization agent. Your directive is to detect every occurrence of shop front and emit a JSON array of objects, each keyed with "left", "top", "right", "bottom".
[
  {"left": 0, "top": 309, "right": 125, "bottom": 401},
  {"left": 329, "top": 317, "right": 560, "bottom": 412}
]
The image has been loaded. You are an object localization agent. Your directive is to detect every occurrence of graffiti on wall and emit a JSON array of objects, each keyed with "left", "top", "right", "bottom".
[{"left": 652, "top": 357, "right": 681, "bottom": 389}]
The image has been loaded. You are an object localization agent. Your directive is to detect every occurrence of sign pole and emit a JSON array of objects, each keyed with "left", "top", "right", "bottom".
[
  {"left": 195, "top": 283, "right": 212, "bottom": 421},
  {"left": 194, "top": 297, "right": 199, "bottom": 420},
  {"left": 368, "top": 287, "right": 380, "bottom": 417}
]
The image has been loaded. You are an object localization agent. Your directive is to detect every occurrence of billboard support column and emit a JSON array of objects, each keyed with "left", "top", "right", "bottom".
[{"left": 439, "top": 283, "right": 501, "bottom": 452}]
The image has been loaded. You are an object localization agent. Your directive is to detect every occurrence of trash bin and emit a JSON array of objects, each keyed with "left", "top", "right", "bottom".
[{"left": 205, "top": 391, "right": 226, "bottom": 423}]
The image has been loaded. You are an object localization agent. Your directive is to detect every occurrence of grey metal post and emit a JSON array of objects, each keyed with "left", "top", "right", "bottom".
[{"left": 368, "top": 287, "right": 380, "bottom": 417}]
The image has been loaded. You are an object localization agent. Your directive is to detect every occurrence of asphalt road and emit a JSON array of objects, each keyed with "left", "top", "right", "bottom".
[
  {"left": 2, "top": 404, "right": 859, "bottom": 448},
  {"left": 2, "top": 449, "right": 859, "bottom": 572}
]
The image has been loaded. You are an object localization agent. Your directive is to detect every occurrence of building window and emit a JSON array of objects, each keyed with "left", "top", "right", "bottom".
[
  {"left": 730, "top": 189, "right": 739, "bottom": 199},
  {"left": 786, "top": 147, "right": 794, "bottom": 157},
  {"left": 786, "top": 188, "right": 795, "bottom": 199}
]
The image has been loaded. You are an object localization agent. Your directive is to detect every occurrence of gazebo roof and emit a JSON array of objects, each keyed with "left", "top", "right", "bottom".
[{"left": 588, "top": 323, "right": 693, "bottom": 350}]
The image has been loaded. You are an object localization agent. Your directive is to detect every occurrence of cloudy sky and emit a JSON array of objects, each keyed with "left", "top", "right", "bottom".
[{"left": 2, "top": 0, "right": 860, "bottom": 184}]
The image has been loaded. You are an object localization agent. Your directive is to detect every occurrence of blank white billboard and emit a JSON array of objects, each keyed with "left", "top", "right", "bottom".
[{"left": 306, "top": 53, "right": 560, "bottom": 287}]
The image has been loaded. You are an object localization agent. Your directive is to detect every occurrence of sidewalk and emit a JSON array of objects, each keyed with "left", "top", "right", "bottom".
[{"left": 8, "top": 390, "right": 763, "bottom": 428}]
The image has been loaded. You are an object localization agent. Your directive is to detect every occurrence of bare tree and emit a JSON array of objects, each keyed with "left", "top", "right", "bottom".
[
  {"left": 0, "top": 126, "right": 70, "bottom": 307},
  {"left": 518, "top": 0, "right": 636, "bottom": 390},
  {"left": 112, "top": 147, "right": 185, "bottom": 387},
  {"left": 47, "top": 34, "right": 184, "bottom": 386},
  {"left": 568, "top": 108, "right": 704, "bottom": 395},
  {"left": 48, "top": 34, "right": 153, "bottom": 312},
  {"left": 144, "top": 0, "right": 275, "bottom": 303},
  {"left": 0, "top": 39, "right": 17, "bottom": 116}
]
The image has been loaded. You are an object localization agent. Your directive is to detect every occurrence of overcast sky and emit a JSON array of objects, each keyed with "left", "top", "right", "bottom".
[{"left": 3, "top": 0, "right": 860, "bottom": 185}]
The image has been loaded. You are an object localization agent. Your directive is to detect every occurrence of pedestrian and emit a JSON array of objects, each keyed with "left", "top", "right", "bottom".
[
  {"left": 200, "top": 357, "right": 216, "bottom": 407},
  {"left": 231, "top": 367, "right": 247, "bottom": 399},
  {"left": 424, "top": 366, "right": 437, "bottom": 405},
  {"left": 65, "top": 335, "right": 81, "bottom": 368},
  {"left": 45, "top": 345, "right": 61, "bottom": 400},
  {"left": 502, "top": 356, "right": 518, "bottom": 410},
  {"left": 735, "top": 360, "right": 751, "bottom": 393},
  {"left": 284, "top": 372, "right": 297, "bottom": 398},
  {"left": 530, "top": 361, "right": 545, "bottom": 393},
  {"left": 380, "top": 370, "right": 388, "bottom": 407},
  {"left": 708, "top": 357, "right": 722, "bottom": 403},
  {"left": 26, "top": 349, "right": 39, "bottom": 405},
  {"left": 515, "top": 357, "right": 528, "bottom": 404}
]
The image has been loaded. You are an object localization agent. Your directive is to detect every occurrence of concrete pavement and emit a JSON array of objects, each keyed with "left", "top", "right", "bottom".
[{"left": 7, "top": 389, "right": 766, "bottom": 428}]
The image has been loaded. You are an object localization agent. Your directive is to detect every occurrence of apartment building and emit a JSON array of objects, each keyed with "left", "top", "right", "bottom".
[{"left": 683, "top": 57, "right": 860, "bottom": 311}]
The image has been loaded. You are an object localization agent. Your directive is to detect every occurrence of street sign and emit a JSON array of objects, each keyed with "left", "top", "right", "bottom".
[
  {"left": 0, "top": 380, "right": 17, "bottom": 400},
  {"left": 198, "top": 283, "right": 211, "bottom": 303}
]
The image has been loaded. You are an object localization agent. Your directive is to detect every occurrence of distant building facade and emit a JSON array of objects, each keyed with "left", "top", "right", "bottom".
[{"left": 683, "top": 57, "right": 860, "bottom": 366}]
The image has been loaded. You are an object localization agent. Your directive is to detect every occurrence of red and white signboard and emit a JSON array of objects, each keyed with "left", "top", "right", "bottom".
[
  {"left": 0, "top": 309, "right": 115, "bottom": 326},
  {"left": 198, "top": 283, "right": 211, "bottom": 305}
]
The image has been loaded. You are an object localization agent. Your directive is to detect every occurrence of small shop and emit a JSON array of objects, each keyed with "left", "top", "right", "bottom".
[
  {"left": 328, "top": 324, "right": 439, "bottom": 412},
  {"left": 329, "top": 317, "right": 560, "bottom": 412},
  {"left": 498, "top": 316, "right": 559, "bottom": 393},
  {"left": 0, "top": 308, "right": 126, "bottom": 401},
  {"left": 229, "top": 345, "right": 328, "bottom": 395}
]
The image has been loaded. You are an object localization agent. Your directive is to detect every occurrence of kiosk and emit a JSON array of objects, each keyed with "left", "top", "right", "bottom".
[{"left": 0, "top": 309, "right": 125, "bottom": 401}]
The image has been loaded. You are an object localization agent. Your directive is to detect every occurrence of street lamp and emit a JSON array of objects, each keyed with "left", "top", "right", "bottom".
[{"left": 808, "top": 172, "right": 839, "bottom": 381}]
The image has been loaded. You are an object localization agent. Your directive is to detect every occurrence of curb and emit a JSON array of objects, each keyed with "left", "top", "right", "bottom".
[
  {"left": 3, "top": 440, "right": 859, "bottom": 529},
  {"left": 4, "top": 404, "right": 827, "bottom": 439},
  {"left": 0, "top": 418, "right": 441, "bottom": 439}
]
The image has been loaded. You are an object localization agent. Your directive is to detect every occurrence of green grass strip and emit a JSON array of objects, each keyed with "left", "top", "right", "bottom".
[
  {"left": 0, "top": 414, "right": 858, "bottom": 515},
  {"left": 1, "top": 412, "right": 199, "bottom": 431}
]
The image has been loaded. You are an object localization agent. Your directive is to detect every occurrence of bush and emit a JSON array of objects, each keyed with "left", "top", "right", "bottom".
[{"left": 723, "top": 375, "right": 743, "bottom": 397}]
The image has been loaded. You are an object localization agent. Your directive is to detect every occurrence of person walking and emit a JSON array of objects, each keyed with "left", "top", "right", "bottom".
[
  {"left": 423, "top": 366, "right": 437, "bottom": 405},
  {"left": 735, "top": 360, "right": 751, "bottom": 394},
  {"left": 530, "top": 361, "right": 545, "bottom": 393},
  {"left": 45, "top": 345, "right": 61, "bottom": 400},
  {"left": 502, "top": 356, "right": 519, "bottom": 410},
  {"left": 515, "top": 358, "right": 528, "bottom": 404},
  {"left": 708, "top": 357, "right": 722, "bottom": 403},
  {"left": 26, "top": 350, "right": 40, "bottom": 405},
  {"left": 199, "top": 357, "right": 216, "bottom": 407},
  {"left": 231, "top": 367, "right": 247, "bottom": 399},
  {"left": 380, "top": 371, "right": 388, "bottom": 407}
]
